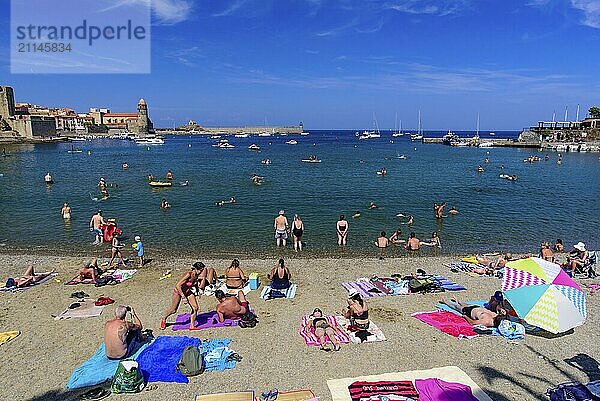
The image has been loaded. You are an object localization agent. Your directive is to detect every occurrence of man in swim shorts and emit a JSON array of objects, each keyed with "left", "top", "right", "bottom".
[
  {"left": 274, "top": 210, "right": 289, "bottom": 247},
  {"left": 89, "top": 210, "right": 105, "bottom": 245},
  {"left": 215, "top": 289, "right": 249, "bottom": 322}
]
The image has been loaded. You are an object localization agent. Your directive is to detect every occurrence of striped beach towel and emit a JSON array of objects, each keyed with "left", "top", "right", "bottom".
[
  {"left": 300, "top": 315, "right": 351, "bottom": 346},
  {"left": 341, "top": 280, "right": 387, "bottom": 298},
  {"left": 260, "top": 284, "right": 297, "bottom": 300},
  {"left": 425, "top": 274, "right": 466, "bottom": 291}
]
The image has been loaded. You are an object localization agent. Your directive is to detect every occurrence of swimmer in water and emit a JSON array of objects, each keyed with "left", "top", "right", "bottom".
[
  {"left": 122, "top": 162, "right": 129, "bottom": 170},
  {"left": 352, "top": 211, "right": 361, "bottom": 218},
  {"left": 389, "top": 228, "right": 405, "bottom": 244},
  {"left": 251, "top": 174, "right": 264, "bottom": 185},
  {"left": 484, "top": 158, "right": 489, "bottom": 164},
  {"left": 44, "top": 172, "right": 53, "bottom": 184},
  {"left": 449, "top": 206, "right": 459, "bottom": 215},
  {"left": 369, "top": 201, "right": 378, "bottom": 210},
  {"left": 180, "top": 180, "right": 189, "bottom": 186},
  {"left": 407, "top": 215, "right": 414, "bottom": 226},
  {"left": 477, "top": 165, "right": 484, "bottom": 173},
  {"left": 61, "top": 203, "right": 72, "bottom": 220},
  {"left": 167, "top": 170, "right": 173, "bottom": 181},
  {"left": 161, "top": 199, "right": 172, "bottom": 209},
  {"left": 148, "top": 174, "right": 154, "bottom": 182}
]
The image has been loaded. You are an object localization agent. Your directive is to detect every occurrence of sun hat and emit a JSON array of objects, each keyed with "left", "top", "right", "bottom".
[
  {"left": 574, "top": 242, "right": 586, "bottom": 252},
  {"left": 347, "top": 289, "right": 359, "bottom": 298},
  {"left": 134, "top": 236, "right": 141, "bottom": 242}
]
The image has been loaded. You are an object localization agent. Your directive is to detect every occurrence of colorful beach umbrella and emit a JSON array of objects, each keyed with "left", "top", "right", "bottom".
[{"left": 502, "top": 257, "right": 586, "bottom": 334}]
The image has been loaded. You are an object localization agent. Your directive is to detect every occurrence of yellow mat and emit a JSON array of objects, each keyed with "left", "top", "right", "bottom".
[
  {"left": 0, "top": 331, "right": 20, "bottom": 346},
  {"left": 278, "top": 390, "right": 317, "bottom": 401},
  {"left": 195, "top": 391, "right": 254, "bottom": 401},
  {"left": 327, "top": 366, "right": 493, "bottom": 401}
]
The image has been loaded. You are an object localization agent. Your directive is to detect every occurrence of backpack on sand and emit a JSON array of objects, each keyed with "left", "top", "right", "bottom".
[
  {"left": 111, "top": 360, "right": 145, "bottom": 393},
  {"left": 238, "top": 311, "right": 258, "bottom": 328},
  {"left": 176, "top": 346, "right": 204, "bottom": 377}
]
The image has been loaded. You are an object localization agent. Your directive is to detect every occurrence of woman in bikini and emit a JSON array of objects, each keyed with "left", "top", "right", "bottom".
[
  {"left": 225, "top": 259, "right": 247, "bottom": 289},
  {"left": 291, "top": 214, "right": 304, "bottom": 252},
  {"left": 336, "top": 215, "right": 348, "bottom": 246},
  {"left": 305, "top": 308, "right": 341, "bottom": 351},
  {"left": 342, "top": 289, "right": 370, "bottom": 330},
  {"left": 160, "top": 262, "right": 208, "bottom": 330},
  {"left": 5, "top": 265, "right": 55, "bottom": 289}
]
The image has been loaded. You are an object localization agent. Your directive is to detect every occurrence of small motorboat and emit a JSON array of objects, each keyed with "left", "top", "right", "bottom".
[
  {"left": 248, "top": 144, "right": 261, "bottom": 151},
  {"left": 285, "top": 139, "right": 298, "bottom": 145}
]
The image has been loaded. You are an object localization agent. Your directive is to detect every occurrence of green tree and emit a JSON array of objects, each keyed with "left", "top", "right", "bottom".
[{"left": 589, "top": 106, "right": 600, "bottom": 118}]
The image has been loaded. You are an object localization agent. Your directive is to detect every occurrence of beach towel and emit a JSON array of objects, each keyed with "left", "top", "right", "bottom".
[
  {"left": 1, "top": 273, "right": 58, "bottom": 292},
  {"left": 0, "top": 331, "right": 20, "bottom": 346},
  {"left": 415, "top": 378, "right": 479, "bottom": 401},
  {"left": 423, "top": 274, "right": 466, "bottom": 291},
  {"left": 337, "top": 317, "right": 387, "bottom": 343},
  {"left": 172, "top": 311, "right": 253, "bottom": 331},
  {"left": 300, "top": 315, "right": 351, "bottom": 346},
  {"left": 368, "top": 278, "right": 394, "bottom": 295},
  {"left": 445, "top": 263, "right": 482, "bottom": 277},
  {"left": 327, "top": 366, "right": 494, "bottom": 401},
  {"left": 412, "top": 311, "right": 478, "bottom": 339},
  {"left": 348, "top": 380, "right": 418, "bottom": 400},
  {"left": 215, "top": 281, "right": 252, "bottom": 296},
  {"left": 278, "top": 390, "right": 318, "bottom": 401},
  {"left": 260, "top": 284, "right": 297, "bottom": 300},
  {"left": 546, "top": 380, "right": 600, "bottom": 401},
  {"left": 67, "top": 339, "right": 151, "bottom": 389},
  {"left": 200, "top": 338, "right": 237, "bottom": 372},
  {"left": 111, "top": 269, "right": 137, "bottom": 282},
  {"left": 137, "top": 335, "right": 200, "bottom": 383},
  {"left": 341, "top": 280, "right": 386, "bottom": 298},
  {"left": 54, "top": 299, "right": 106, "bottom": 320},
  {"left": 195, "top": 391, "right": 255, "bottom": 401}
]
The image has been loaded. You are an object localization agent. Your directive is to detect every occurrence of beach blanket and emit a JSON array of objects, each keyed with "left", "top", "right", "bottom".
[
  {"left": 195, "top": 391, "right": 255, "bottom": 401},
  {"left": 445, "top": 262, "right": 482, "bottom": 276},
  {"left": 327, "top": 366, "right": 494, "bottom": 401},
  {"left": 338, "top": 317, "right": 387, "bottom": 343},
  {"left": 260, "top": 284, "right": 297, "bottom": 300},
  {"left": 67, "top": 339, "right": 151, "bottom": 389},
  {"left": 278, "top": 390, "right": 318, "bottom": 401},
  {"left": 370, "top": 277, "right": 410, "bottom": 295},
  {"left": 200, "top": 338, "right": 238, "bottom": 372},
  {"left": 546, "top": 380, "right": 600, "bottom": 401},
  {"left": 412, "top": 311, "right": 478, "bottom": 339},
  {"left": 172, "top": 311, "right": 253, "bottom": 331},
  {"left": 214, "top": 281, "right": 252, "bottom": 296},
  {"left": 341, "top": 279, "right": 387, "bottom": 298},
  {"left": 300, "top": 315, "right": 352, "bottom": 346},
  {"left": 54, "top": 299, "right": 106, "bottom": 320},
  {"left": 0, "top": 331, "right": 20, "bottom": 346},
  {"left": 137, "top": 335, "right": 200, "bottom": 383},
  {"left": 423, "top": 274, "right": 466, "bottom": 291},
  {"left": 0, "top": 273, "right": 58, "bottom": 292}
]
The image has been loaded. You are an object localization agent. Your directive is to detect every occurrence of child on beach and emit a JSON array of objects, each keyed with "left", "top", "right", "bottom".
[{"left": 133, "top": 236, "right": 144, "bottom": 268}]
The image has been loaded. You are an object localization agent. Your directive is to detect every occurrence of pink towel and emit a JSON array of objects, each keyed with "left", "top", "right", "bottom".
[
  {"left": 299, "top": 315, "right": 351, "bottom": 346},
  {"left": 412, "top": 311, "right": 478, "bottom": 339}
]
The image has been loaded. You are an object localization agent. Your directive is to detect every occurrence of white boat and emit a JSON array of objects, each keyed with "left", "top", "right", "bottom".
[
  {"left": 479, "top": 141, "right": 494, "bottom": 148},
  {"left": 489, "top": 132, "right": 496, "bottom": 136},
  {"left": 69, "top": 136, "right": 87, "bottom": 142},
  {"left": 302, "top": 158, "right": 322, "bottom": 163},
  {"left": 210, "top": 135, "right": 222, "bottom": 139},
  {"left": 359, "top": 113, "right": 382, "bottom": 140},
  {"left": 410, "top": 134, "right": 423, "bottom": 141},
  {"left": 286, "top": 139, "right": 298, "bottom": 145},
  {"left": 258, "top": 132, "right": 271, "bottom": 137},
  {"left": 235, "top": 133, "right": 250, "bottom": 138},
  {"left": 392, "top": 114, "right": 404, "bottom": 137},
  {"left": 555, "top": 144, "right": 567, "bottom": 152},
  {"left": 135, "top": 137, "right": 164, "bottom": 145},
  {"left": 411, "top": 110, "right": 423, "bottom": 141},
  {"left": 397, "top": 155, "right": 406, "bottom": 159},
  {"left": 248, "top": 144, "right": 261, "bottom": 151},
  {"left": 300, "top": 132, "right": 310, "bottom": 136},
  {"left": 217, "top": 142, "right": 235, "bottom": 149}
]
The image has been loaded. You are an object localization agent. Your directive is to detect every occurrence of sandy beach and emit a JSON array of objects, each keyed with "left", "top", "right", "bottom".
[{"left": 0, "top": 253, "right": 597, "bottom": 401}]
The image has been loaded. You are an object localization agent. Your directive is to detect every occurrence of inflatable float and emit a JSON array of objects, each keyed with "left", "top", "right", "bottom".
[{"left": 149, "top": 181, "right": 172, "bottom": 187}]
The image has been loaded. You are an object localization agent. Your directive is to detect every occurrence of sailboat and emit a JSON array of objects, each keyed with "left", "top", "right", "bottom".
[
  {"left": 410, "top": 110, "right": 423, "bottom": 141},
  {"left": 392, "top": 113, "right": 404, "bottom": 137},
  {"left": 359, "top": 113, "right": 381, "bottom": 140}
]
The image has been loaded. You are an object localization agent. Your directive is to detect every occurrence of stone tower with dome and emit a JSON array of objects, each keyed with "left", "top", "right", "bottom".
[{"left": 127, "top": 98, "right": 154, "bottom": 136}]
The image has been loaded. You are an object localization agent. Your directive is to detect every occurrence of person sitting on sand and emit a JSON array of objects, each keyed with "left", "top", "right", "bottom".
[
  {"left": 5, "top": 265, "right": 55, "bottom": 289},
  {"left": 269, "top": 258, "right": 291, "bottom": 290},
  {"left": 555, "top": 238, "right": 564, "bottom": 253},
  {"left": 215, "top": 289, "right": 249, "bottom": 322},
  {"left": 79, "top": 258, "right": 101, "bottom": 283},
  {"left": 449, "top": 206, "right": 459, "bottom": 215},
  {"left": 225, "top": 259, "right": 247, "bottom": 289},
  {"left": 568, "top": 242, "right": 589, "bottom": 276},
  {"left": 105, "top": 305, "right": 144, "bottom": 359},
  {"left": 389, "top": 228, "right": 405, "bottom": 244},
  {"left": 160, "top": 262, "right": 211, "bottom": 330},
  {"left": 540, "top": 242, "right": 554, "bottom": 262},
  {"left": 441, "top": 298, "right": 506, "bottom": 328},
  {"left": 305, "top": 308, "right": 341, "bottom": 352},
  {"left": 342, "top": 289, "right": 370, "bottom": 330},
  {"left": 405, "top": 232, "right": 421, "bottom": 251}
]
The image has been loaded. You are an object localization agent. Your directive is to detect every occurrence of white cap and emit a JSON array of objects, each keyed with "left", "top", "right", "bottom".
[
  {"left": 347, "top": 289, "right": 359, "bottom": 298},
  {"left": 135, "top": 236, "right": 141, "bottom": 242},
  {"left": 574, "top": 242, "right": 586, "bottom": 252}
]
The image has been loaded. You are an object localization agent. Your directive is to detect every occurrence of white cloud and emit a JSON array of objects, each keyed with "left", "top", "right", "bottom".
[
  {"left": 102, "top": 0, "right": 192, "bottom": 24},
  {"left": 212, "top": 0, "right": 249, "bottom": 17},
  {"left": 384, "top": 0, "right": 469, "bottom": 16},
  {"left": 570, "top": 0, "right": 600, "bottom": 28}
]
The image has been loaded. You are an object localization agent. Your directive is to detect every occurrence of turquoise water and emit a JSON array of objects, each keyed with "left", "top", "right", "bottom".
[{"left": 0, "top": 131, "right": 598, "bottom": 257}]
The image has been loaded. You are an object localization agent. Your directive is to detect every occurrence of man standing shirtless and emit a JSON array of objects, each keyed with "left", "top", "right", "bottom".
[
  {"left": 274, "top": 210, "right": 289, "bottom": 247},
  {"left": 215, "top": 290, "right": 249, "bottom": 322},
  {"left": 89, "top": 210, "right": 105, "bottom": 245},
  {"left": 104, "top": 305, "right": 144, "bottom": 359},
  {"left": 441, "top": 298, "right": 506, "bottom": 328}
]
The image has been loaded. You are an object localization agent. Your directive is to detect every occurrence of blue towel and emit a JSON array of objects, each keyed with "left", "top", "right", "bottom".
[
  {"left": 137, "top": 336, "right": 200, "bottom": 383},
  {"left": 67, "top": 339, "right": 150, "bottom": 389},
  {"left": 426, "top": 274, "right": 467, "bottom": 291},
  {"left": 200, "top": 338, "right": 237, "bottom": 371}
]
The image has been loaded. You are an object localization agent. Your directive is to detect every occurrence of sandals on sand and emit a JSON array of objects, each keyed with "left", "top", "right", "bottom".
[
  {"left": 78, "top": 387, "right": 110, "bottom": 401},
  {"left": 260, "top": 388, "right": 279, "bottom": 401},
  {"left": 159, "top": 320, "right": 166, "bottom": 330}
]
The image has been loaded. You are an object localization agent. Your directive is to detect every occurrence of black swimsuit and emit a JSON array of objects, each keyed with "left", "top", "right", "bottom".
[{"left": 462, "top": 305, "right": 478, "bottom": 320}]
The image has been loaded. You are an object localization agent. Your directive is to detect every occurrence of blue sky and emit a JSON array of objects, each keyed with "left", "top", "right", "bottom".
[{"left": 1, "top": 0, "right": 599, "bottom": 130}]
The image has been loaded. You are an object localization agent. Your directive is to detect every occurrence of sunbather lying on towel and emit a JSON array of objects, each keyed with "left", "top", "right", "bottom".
[
  {"left": 215, "top": 289, "right": 248, "bottom": 322},
  {"left": 5, "top": 265, "right": 55, "bottom": 288},
  {"left": 105, "top": 305, "right": 144, "bottom": 359},
  {"left": 305, "top": 308, "right": 341, "bottom": 351},
  {"left": 268, "top": 258, "right": 291, "bottom": 290},
  {"left": 342, "top": 289, "right": 370, "bottom": 330},
  {"left": 79, "top": 258, "right": 101, "bottom": 283},
  {"left": 441, "top": 298, "right": 506, "bottom": 328},
  {"left": 472, "top": 253, "right": 512, "bottom": 275}
]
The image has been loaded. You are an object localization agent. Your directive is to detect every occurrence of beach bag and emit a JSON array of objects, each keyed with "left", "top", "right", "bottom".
[
  {"left": 238, "top": 311, "right": 258, "bottom": 328},
  {"left": 408, "top": 277, "right": 442, "bottom": 293},
  {"left": 267, "top": 289, "right": 286, "bottom": 300},
  {"left": 111, "top": 360, "right": 145, "bottom": 393},
  {"left": 497, "top": 320, "right": 525, "bottom": 340},
  {"left": 176, "top": 346, "right": 204, "bottom": 377}
]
